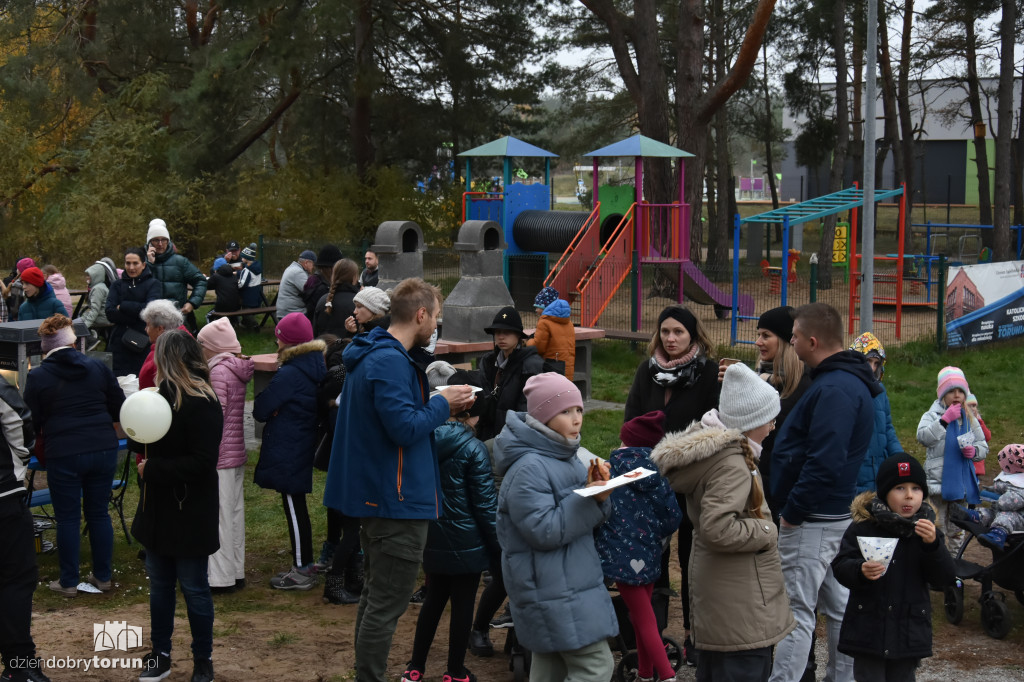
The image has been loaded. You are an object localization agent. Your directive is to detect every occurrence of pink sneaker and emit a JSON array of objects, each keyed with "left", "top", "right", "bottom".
[
  {"left": 401, "top": 667, "right": 423, "bottom": 682},
  {"left": 442, "top": 670, "right": 477, "bottom": 682}
]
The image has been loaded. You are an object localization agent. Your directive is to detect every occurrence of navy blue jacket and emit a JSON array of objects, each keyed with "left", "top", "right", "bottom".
[
  {"left": 323, "top": 326, "right": 449, "bottom": 519},
  {"left": 423, "top": 421, "right": 500, "bottom": 575},
  {"left": 595, "top": 446, "right": 682, "bottom": 585},
  {"left": 105, "top": 265, "right": 162, "bottom": 354},
  {"left": 23, "top": 348, "right": 124, "bottom": 460},
  {"left": 855, "top": 386, "right": 903, "bottom": 494},
  {"left": 771, "top": 350, "right": 881, "bottom": 525},
  {"left": 252, "top": 340, "right": 326, "bottom": 495}
]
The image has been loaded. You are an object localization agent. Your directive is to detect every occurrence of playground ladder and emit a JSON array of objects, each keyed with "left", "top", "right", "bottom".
[
  {"left": 577, "top": 204, "right": 636, "bottom": 327},
  {"left": 544, "top": 202, "right": 602, "bottom": 311}
]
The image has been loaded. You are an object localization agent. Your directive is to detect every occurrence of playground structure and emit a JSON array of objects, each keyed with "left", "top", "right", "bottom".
[
  {"left": 460, "top": 135, "right": 754, "bottom": 330},
  {"left": 732, "top": 185, "right": 916, "bottom": 344}
]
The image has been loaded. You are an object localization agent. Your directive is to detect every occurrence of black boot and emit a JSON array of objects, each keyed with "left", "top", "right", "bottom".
[
  {"left": 323, "top": 574, "right": 359, "bottom": 605},
  {"left": 344, "top": 551, "right": 365, "bottom": 595}
]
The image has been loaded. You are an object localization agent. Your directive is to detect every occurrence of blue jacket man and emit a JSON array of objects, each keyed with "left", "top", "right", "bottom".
[{"left": 322, "top": 278, "right": 474, "bottom": 682}]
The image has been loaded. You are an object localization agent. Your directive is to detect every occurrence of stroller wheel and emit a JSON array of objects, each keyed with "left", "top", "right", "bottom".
[
  {"left": 981, "top": 593, "right": 1012, "bottom": 639},
  {"left": 614, "top": 651, "right": 639, "bottom": 682},
  {"left": 944, "top": 581, "right": 964, "bottom": 625},
  {"left": 662, "top": 636, "right": 683, "bottom": 672},
  {"left": 510, "top": 651, "right": 529, "bottom": 682}
]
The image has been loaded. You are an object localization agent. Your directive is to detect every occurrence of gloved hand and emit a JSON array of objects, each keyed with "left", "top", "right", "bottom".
[
  {"left": 962, "top": 444, "right": 977, "bottom": 459},
  {"left": 941, "top": 403, "right": 962, "bottom": 424}
]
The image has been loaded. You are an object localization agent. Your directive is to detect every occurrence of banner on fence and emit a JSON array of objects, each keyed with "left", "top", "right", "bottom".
[{"left": 945, "top": 261, "right": 1024, "bottom": 348}]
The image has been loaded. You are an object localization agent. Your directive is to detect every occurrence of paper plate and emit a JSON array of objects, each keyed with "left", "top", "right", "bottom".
[{"left": 857, "top": 536, "right": 899, "bottom": 574}]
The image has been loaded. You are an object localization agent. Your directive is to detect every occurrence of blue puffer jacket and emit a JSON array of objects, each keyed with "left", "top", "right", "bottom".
[
  {"left": 150, "top": 243, "right": 208, "bottom": 309},
  {"left": 23, "top": 348, "right": 124, "bottom": 460},
  {"left": 596, "top": 447, "right": 682, "bottom": 586},
  {"left": 18, "top": 283, "right": 66, "bottom": 321},
  {"left": 495, "top": 410, "right": 618, "bottom": 654},
  {"left": 423, "top": 421, "right": 501, "bottom": 575},
  {"left": 253, "top": 340, "right": 326, "bottom": 495},
  {"left": 323, "top": 326, "right": 450, "bottom": 518},
  {"left": 855, "top": 385, "right": 903, "bottom": 494}
]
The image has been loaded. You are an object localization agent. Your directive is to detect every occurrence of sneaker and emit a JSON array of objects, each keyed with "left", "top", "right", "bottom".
[
  {"left": 1, "top": 660, "right": 52, "bottom": 682},
  {"left": 489, "top": 607, "right": 513, "bottom": 629},
  {"left": 269, "top": 567, "right": 316, "bottom": 591},
  {"left": 401, "top": 667, "right": 424, "bottom": 682},
  {"left": 139, "top": 652, "right": 171, "bottom": 681},
  {"left": 442, "top": 670, "right": 477, "bottom": 682},
  {"left": 682, "top": 636, "right": 696, "bottom": 667},
  {"left": 47, "top": 580, "right": 77, "bottom": 598},
  {"left": 467, "top": 628, "right": 494, "bottom": 657},
  {"left": 87, "top": 573, "right": 112, "bottom": 592},
  {"left": 409, "top": 584, "right": 427, "bottom": 604},
  {"left": 979, "top": 526, "right": 1009, "bottom": 550},
  {"left": 190, "top": 658, "right": 214, "bottom": 682},
  {"left": 315, "top": 541, "right": 336, "bottom": 571}
]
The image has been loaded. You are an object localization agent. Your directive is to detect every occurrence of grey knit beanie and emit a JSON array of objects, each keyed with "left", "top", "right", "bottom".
[
  {"left": 718, "top": 362, "right": 781, "bottom": 433},
  {"left": 354, "top": 286, "right": 390, "bottom": 315}
]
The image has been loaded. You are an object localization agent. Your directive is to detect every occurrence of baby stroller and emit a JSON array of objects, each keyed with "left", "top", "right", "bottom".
[
  {"left": 609, "top": 585, "right": 683, "bottom": 682},
  {"left": 943, "top": 507, "right": 1024, "bottom": 639}
]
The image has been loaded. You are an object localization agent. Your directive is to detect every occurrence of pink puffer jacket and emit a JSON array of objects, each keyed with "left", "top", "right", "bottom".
[{"left": 208, "top": 352, "right": 255, "bottom": 469}]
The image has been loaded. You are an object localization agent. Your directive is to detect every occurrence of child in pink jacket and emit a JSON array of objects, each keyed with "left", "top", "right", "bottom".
[{"left": 197, "top": 317, "right": 255, "bottom": 593}]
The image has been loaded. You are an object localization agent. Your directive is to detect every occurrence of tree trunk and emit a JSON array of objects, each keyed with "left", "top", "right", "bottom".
[
  {"left": 1014, "top": 64, "right": 1024, "bottom": 234},
  {"left": 677, "top": 0, "right": 709, "bottom": 263},
  {"left": 966, "top": 17, "right": 993, "bottom": 229},
  {"left": 820, "top": 0, "right": 849, "bottom": 288},
  {"left": 878, "top": 6, "right": 904, "bottom": 192},
  {"left": 896, "top": 0, "right": 915, "bottom": 259},
  {"left": 850, "top": 0, "right": 865, "bottom": 189},
  {"left": 351, "top": 0, "right": 376, "bottom": 181},
  {"left": 763, "top": 41, "right": 780, "bottom": 213},
  {"left": 708, "top": 0, "right": 731, "bottom": 276},
  {"left": 992, "top": 0, "right": 1015, "bottom": 260}
]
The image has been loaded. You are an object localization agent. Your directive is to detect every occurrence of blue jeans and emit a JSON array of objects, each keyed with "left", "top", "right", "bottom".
[
  {"left": 145, "top": 552, "right": 214, "bottom": 660},
  {"left": 769, "top": 519, "right": 853, "bottom": 682},
  {"left": 46, "top": 449, "right": 117, "bottom": 587}
]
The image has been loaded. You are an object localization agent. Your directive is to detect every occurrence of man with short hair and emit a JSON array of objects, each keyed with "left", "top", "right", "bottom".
[
  {"left": 211, "top": 241, "right": 241, "bottom": 275},
  {"left": 359, "top": 250, "right": 378, "bottom": 289},
  {"left": 145, "top": 218, "right": 208, "bottom": 330},
  {"left": 276, "top": 249, "right": 316, "bottom": 321},
  {"left": 768, "top": 303, "right": 880, "bottom": 682},
  {"left": 323, "top": 277, "right": 475, "bottom": 682}
]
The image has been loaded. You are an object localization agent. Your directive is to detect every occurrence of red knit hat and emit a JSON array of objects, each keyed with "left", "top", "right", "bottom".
[
  {"left": 620, "top": 411, "right": 666, "bottom": 449},
  {"left": 20, "top": 266, "right": 46, "bottom": 288}
]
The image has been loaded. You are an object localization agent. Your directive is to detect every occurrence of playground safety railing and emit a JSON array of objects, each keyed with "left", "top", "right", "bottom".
[
  {"left": 577, "top": 204, "right": 636, "bottom": 327},
  {"left": 910, "top": 222, "right": 1024, "bottom": 264}
]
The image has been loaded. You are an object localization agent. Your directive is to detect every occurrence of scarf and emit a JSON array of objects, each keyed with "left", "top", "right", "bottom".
[
  {"left": 866, "top": 495, "right": 937, "bottom": 538},
  {"left": 649, "top": 344, "right": 701, "bottom": 388},
  {"left": 940, "top": 413, "right": 980, "bottom": 504}
]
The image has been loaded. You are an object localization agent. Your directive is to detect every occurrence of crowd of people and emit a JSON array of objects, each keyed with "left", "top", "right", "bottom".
[{"left": 0, "top": 226, "right": 1013, "bottom": 682}]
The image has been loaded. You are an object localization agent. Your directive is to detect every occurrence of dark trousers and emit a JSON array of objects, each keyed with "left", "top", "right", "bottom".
[
  {"left": 326, "top": 509, "right": 362, "bottom": 579},
  {"left": 472, "top": 561, "right": 507, "bottom": 631},
  {"left": 853, "top": 655, "right": 919, "bottom": 682},
  {"left": 656, "top": 494, "right": 692, "bottom": 630},
  {"left": 409, "top": 572, "right": 481, "bottom": 676},
  {"left": 0, "top": 493, "right": 38, "bottom": 668},
  {"left": 282, "top": 493, "right": 313, "bottom": 568},
  {"left": 144, "top": 551, "right": 214, "bottom": 660},
  {"left": 696, "top": 646, "right": 772, "bottom": 682}
]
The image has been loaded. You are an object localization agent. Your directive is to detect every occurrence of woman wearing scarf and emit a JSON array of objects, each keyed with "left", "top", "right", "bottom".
[
  {"left": 624, "top": 305, "right": 721, "bottom": 667},
  {"left": 916, "top": 366, "right": 988, "bottom": 554}
]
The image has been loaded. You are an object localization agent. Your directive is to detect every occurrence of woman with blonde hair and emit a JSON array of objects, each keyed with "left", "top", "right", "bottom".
[
  {"left": 652, "top": 362, "right": 795, "bottom": 681},
  {"left": 132, "top": 329, "right": 222, "bottom": 682},
  {"left": 314, "top": 258, "right": 360, "bottom": 338}
]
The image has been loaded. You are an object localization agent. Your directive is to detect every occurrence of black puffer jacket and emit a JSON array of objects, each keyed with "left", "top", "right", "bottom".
[
  {"left": 832, "top": 492, "right": 956, "bottom": 661},
  {"left": 132, "top": 388, "right": 222, "bottom": 558},
  {"left": 473, "top": 346, "right": 544, "bottom": 442},
  {"left": 105, "top": 264, "right": 162, "bottom": 372},
  {"left": 423, "top": 421, "right": 500, "bottom": 575}
]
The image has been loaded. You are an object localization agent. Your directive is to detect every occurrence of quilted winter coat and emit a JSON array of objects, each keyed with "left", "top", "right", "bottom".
[
  {"left": 651, "top": 421, "right": 796, "bottom": 652},
  {"left": 527, "top": 299, "right": 576, "bottom": 380},
  {"left": 208, "top": 352, "right": 255, "bottom": 469}
]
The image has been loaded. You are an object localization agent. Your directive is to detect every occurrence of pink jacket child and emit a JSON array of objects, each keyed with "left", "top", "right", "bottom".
[
  {"left": 197, "top": 317, "right": 255, "bottom": 591},
  {"left": 42, "top": 265, "right": 74, "bottom": 317}
]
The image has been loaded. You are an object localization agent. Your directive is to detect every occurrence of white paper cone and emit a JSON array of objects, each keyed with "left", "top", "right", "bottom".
[{"left": 857, "top": 536, "right": 899, "bottom": 574}]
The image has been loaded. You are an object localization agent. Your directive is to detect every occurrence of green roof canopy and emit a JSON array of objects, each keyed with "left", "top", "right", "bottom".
[
  {"left": 583, "top": 134, "right": 694, "bottom": 158},
  {"left": 458, "top": 136, "right": 558, "bottom": 158}
]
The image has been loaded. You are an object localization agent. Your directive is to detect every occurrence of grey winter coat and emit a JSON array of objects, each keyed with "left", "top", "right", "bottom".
[
  {"left": 917, "top": 399, "right": 988, "bottom": 497},
  {"left": 494, "top": 410, "right": 618, "bottom": 654},
  {"left": 651, "top": 421, "right": 796, "bottom": 652},
  {"left": 276, "top": 261, "right": 308, "bottom": 319},
  {"left": 82, "top": 260, "right": 115, "bottom": 329}
]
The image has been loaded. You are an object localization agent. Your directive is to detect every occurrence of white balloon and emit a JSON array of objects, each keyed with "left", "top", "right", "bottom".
[{"left": 119, "top": 389, "right": 173, "bottom": 444}]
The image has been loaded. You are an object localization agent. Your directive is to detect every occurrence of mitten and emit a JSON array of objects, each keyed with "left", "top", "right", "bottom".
[
  {"left": 941, "top": 403, "right": 962, "bottom": 423},
  {"left": 962, "top": 444, "right": 976, "bottom": 459}
]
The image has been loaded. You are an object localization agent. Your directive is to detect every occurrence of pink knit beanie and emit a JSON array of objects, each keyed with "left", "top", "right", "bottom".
[
  {"left": 275, "top": 312, "right": 313, "bottom": 346},
  {"left": 524, "top": 372, "right": 583, "bottom": 425},
  {"left": 197, "top": 317, "right": 241, "bottom": 355},
  {"left": 16, "top": 258, "right": 36, "bottom": 274},
  {"left": 936, "top": 366, "right": 969, "bottom": 400}
]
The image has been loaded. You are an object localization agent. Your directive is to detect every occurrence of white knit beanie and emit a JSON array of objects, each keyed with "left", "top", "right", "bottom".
[
  {"left": 354, "top": 286, "right": 390, "bottom": 315},
  {"left": 718, "top": 362, "right": 781, "bottom": 433},
  {"left": 147, "top": 218, "right": 170, "bottom": 242}
]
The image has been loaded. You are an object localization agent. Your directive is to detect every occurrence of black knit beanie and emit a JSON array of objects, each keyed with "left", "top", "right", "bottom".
[
  {"left": 876, "top": 453, "right": 928, "bottom": 500},
  {"left": 657, "top": 306, "right": 698, "bottom": 340},
  {"left": 757, "top": 306, "right": 795, "bottom": 342}
]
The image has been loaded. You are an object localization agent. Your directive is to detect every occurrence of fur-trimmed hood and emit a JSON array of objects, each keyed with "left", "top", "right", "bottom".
[
  {"left": 849, "top": 490, "right": 938, "bottom": 539},
  {"left": 277, "top": 339, "right": 326, "bottom": 366},
  {"left": 651, "top": 422, "right": 748, "bottom": 495}
]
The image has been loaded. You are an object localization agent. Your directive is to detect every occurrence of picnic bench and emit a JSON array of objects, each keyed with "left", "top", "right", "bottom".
[{"left": 201, "top": 278, "right": 282, "bottom": 330}]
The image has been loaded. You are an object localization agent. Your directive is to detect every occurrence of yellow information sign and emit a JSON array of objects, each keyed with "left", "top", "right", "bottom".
[{"left": 833, "top": 223, "right": 848, "bottom": 264}]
